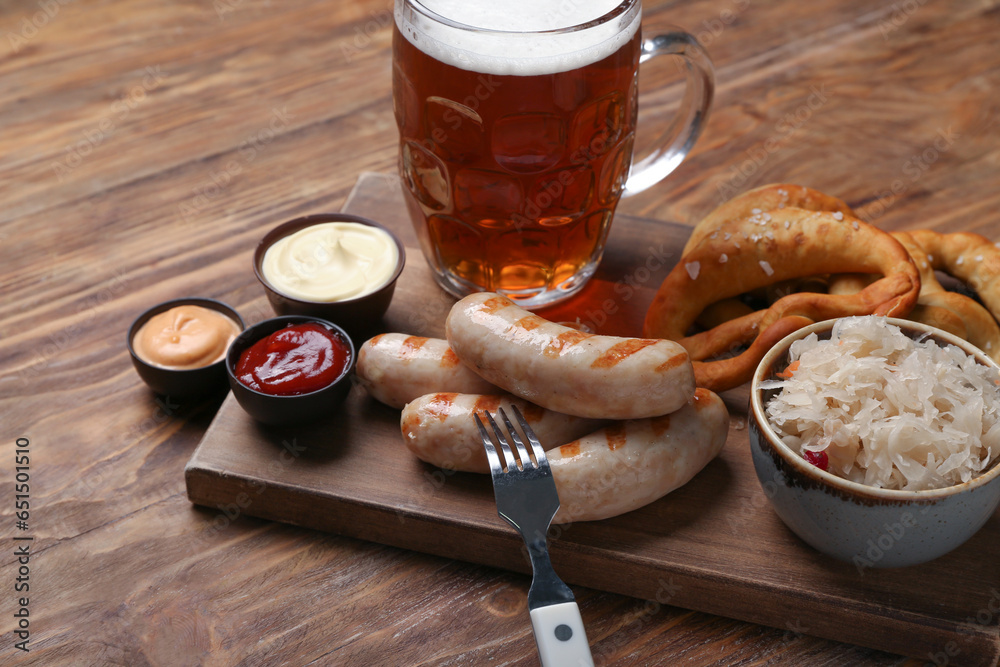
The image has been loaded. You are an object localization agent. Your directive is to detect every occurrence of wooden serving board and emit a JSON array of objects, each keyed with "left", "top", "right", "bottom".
[{"left": 186, "top": 173, "right": 1000, "bottom": 666}]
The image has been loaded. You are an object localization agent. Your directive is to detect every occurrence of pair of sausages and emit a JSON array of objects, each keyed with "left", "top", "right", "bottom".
[{"left": 356, "top": 293, "right": 729, "bottom": 522}]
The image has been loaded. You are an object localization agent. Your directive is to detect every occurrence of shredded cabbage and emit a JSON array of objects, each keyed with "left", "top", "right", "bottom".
[{"left": 763, "top": 316, "right": 1000, "bottom": 490}]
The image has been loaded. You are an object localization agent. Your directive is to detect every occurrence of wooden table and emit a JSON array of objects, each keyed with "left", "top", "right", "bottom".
[{"left": 3, "top": 0, "right": 998, "bottom": 664}]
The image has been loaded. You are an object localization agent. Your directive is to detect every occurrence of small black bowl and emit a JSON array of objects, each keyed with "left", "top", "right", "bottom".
[
  {"left": 128, "top": 297, "right": 245, "bottom": 399},
  {"left": 226, "top": 315, "right": 356, "bottom": 426},
  {"left": 253, "top": 213, "right": 406, "bottom": 339}
]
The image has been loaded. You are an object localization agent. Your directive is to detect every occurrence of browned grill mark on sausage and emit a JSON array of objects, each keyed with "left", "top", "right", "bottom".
[
  {"left": 440, "top": 347, "right": 461, "bottom": 368},
  {"left": 479, "top": 296, "right": 511, "bottom": 315},
  {"left": 399, "top": 335, "right": 429, "bottom": 360},
  {"left": 520, "top": 401, "right": 545, "bottom": 422},
  {"left": 516, "top": 315, "right": 544, "bottom": 331},
  {"left": 655, "top": 352, "right": 689, "bottom": 373},
  {"left": 590, "top": 339, "right": 658, "bottom": 368},
  {"left": 559, "top": 441, "right": 581, "bottom": 457},
  {"left": 691, "top": 387, "right": 711, "bottom": 408},
  {"left": 473, "top": 394, "right": 503, "bottom": 414},
  {"left": 369, "top": 333, "right": 385, "bottom": 345},
  {"left": 400, "top": 410, "right": 420, "bottom": 434},
  {"left": 543, "top": 330, "right": 591, "bottom": 358},
  {"left": 606, "top": 423, "right": 627, "bottom": 450},
  {"left": 651, "top": 414, "right": 672, "bottom": 437},
  {"left": 425, "top": 392, "right": 456, "bottom": 421}
]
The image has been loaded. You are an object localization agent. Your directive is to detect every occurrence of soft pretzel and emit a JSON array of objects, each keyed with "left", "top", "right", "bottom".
[
  {"left": 689, "top": 184, "right": 852, "bottom": 329},
  {"left": 644, "top": 207, "right": 921, "bottom": 391},
  {"left": 830, "top": 231, "right": 1000, "bottom": 361},
  {"left": 906, "top": 230, "right": 1000, "bottom": 317},
  {"left": 682, "top": 183, "right": 854, "bottom": 256}
]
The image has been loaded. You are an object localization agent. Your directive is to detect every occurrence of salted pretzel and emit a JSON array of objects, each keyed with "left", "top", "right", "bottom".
[
  {"left": 682, "top": 183, "right": 854, "bottom": 256},
  {"left": 689, "top": 184, "right": 854, "bottom": 329},
  {"left": 830, "top": 230, "right": 1000, "bottom": 362},
  {"left": 644, "top": 207, "right": 921, "bottom": 392}
]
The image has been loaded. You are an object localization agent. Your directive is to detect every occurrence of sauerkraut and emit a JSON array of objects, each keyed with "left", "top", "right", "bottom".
[{"left": 762, "top": 316, "right": 1000, "bottom": 491}]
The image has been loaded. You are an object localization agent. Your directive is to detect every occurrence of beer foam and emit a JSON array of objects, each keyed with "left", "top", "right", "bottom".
[{"left": 396, "top": 0, "right": 640, "bottom": 75}]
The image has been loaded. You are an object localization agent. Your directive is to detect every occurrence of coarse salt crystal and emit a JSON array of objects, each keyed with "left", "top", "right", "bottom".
[
  {"left": 976, "top": 255, "right": 984, "bottom": 262},
  {"left": 833, "top": 211, "right": 844, "bottom": 221},
  {"left": 685, "top": 261, "right": 701, "bottom": 280},
  {"left": 752, "top": 208, "right": 762, "bottom": 214},
  {"left": 956, "top": 256, "right": 965, "bottom": 265},
  {"left": 719, "top": 253, "right": 728, "bottom": 263},
  {"left": 724, "top": 232, "right": 732, "bottom": 241},
  {"left": 784, "top": 221, "right": 791, "bottom": 229},
  {"left": 760, "top": 260, "right": 774, "bottom": 276},
  {"left": 852, "top": 221, "right": 859, "bottom": 230}
]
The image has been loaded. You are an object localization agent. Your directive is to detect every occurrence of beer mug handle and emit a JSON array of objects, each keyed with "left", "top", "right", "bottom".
[{"left": 622, "top": 29, "right": 714, "bottom": 197}]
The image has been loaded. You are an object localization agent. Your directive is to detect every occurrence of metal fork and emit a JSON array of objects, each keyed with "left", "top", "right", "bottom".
[{"left": 475, "top": 406, "right": 594, "bottom": 667}]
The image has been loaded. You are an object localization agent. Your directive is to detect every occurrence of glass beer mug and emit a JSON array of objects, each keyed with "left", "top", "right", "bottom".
[{"left": 392, "top": 0, "right": 713, "bottom": 308}]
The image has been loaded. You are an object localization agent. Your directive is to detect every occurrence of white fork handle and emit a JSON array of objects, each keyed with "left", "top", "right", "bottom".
[{"left": 529, "top": 601, "right": 594, "bottom": 667}]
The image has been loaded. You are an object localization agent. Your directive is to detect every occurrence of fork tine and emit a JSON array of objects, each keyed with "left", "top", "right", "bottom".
[
  {"left": 474, "top": 414, "right": 504, "bottom": 476},
  {"left": 498, "top": 407, "right": 535, "bottom": 469},
  {"left": 484, "top": 411, "right": 519, "bottom": 471},
  {"left": 509, "top": 405, "right": 549, "bottom": 472}
]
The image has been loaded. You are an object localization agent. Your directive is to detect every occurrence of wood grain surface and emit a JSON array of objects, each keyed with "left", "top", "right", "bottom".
[
  {"left": 187, "top": 173, "right": 1000, "bottom": 665},
  {"left": 2, "top": 0, "right": 1000, "bottom": 665}
]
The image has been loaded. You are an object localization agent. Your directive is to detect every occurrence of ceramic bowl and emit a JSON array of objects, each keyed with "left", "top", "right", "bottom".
[
  {"left": 749, "top": 317, "right": 1000, "bottom": 568},
  {"left": 253, "top": 213, "right": 405, "bottom": 339},
  {"left": 226, "top": 315, "right": 355, "bottom": 426},
  {"left": 128, "top": 297, "right": 244, "bottom": 399}
]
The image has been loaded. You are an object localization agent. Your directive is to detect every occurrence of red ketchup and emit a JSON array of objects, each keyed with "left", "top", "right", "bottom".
[{"left": 236, "top": 323, "right": 351, "bottom": 395}]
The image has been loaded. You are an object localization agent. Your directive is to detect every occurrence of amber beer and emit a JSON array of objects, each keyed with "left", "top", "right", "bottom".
[{"left": 393, "top": 0, "right": 643, "bottom": 306}]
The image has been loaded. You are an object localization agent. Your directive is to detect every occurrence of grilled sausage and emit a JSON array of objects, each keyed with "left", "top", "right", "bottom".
[
  {"left": 400, "top": 392, "right": 606, "bottom": 473},
  {"left": 549, "top": 388, "right": 729, "bottom": 523},
  {"left": 356, "top": 334, "right": 496, "bottom": 409},
  {"left": 445, "top": 293, "right": 695, "bottom": 419}
]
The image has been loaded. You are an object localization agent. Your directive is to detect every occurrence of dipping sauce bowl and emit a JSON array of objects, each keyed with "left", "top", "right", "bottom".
[
  {"left": 226, "top": 315, "right": 355, "bottom": 425},
  {"left": 254, "top": 214, "right": 405, "bottom": 338},
  {"left": 128, "top": 297, "right": 245, "bottom": 399}
]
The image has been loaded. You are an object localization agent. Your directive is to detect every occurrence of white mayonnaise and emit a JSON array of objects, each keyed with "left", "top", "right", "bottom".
[
  {"left": 396, "top": 0, "right": 640, "bottom": 75},
  {"left": 262, "top": 222, "right": 399, "bottom": 302}
]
